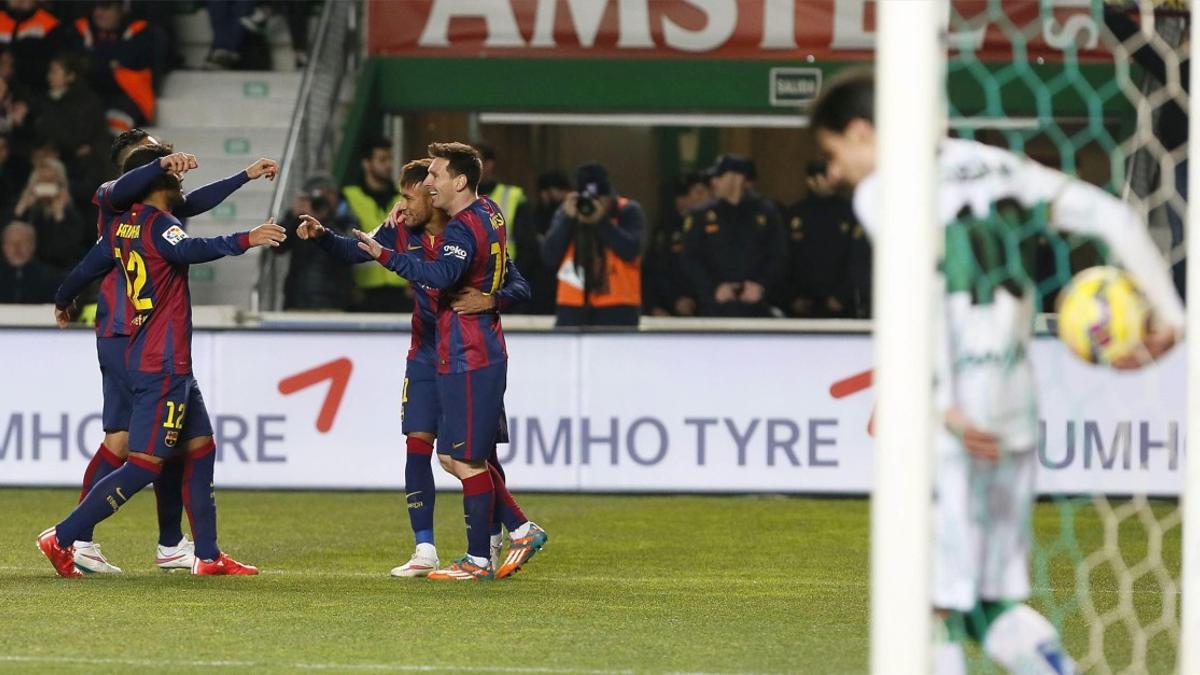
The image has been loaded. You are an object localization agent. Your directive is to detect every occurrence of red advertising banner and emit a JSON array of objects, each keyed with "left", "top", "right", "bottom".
[{"left": 366, "top": 0, "right": 1113, "bottom": 62}]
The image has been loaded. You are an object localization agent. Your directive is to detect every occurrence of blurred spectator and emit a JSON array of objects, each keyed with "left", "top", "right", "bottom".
[
  {"left": 33, "top": 53, "right": 108, "bottom": 210},
  {"left": 239, "top": 1, "right": 311, "bottom": 69},
  {"left": 70, "top": 0, "right": 158, "bottom": 133},
  {"left": 342, "top": 136, "right": 409, "bottom": 312},
  {"left": 477, "top": 143, "right": 537, "bottom": 281},
  {"left": 0, "top": 74, "right": 28, "bottom": 136},
  {"left": 0, "top": 133, "right": 28, "bottom": 211},
  {"left": 14, "top": 158, "right": 89, "bottom": 271},
  {"left": 776, "top": 161, "right": 859, "bottom": 318},
  {"left": 528, "top": 169, "right": 570, "bottom": 314},
  {"left": 0, "top": 218, "right": 61, "bottom": 302},
  {"left": 203, "top": 0, "right": 252, "bottom": 70},
  {"left": 644, "top": 172, "right": 709, "bottom": 317},
  {"left": 275, "top": 174, "right": 356, "bottom": 311},
  {"left": 542, "top": 162, "right": 645, "bottom": 327},
  {"left": 682, "top": 154, "right": 786, "bottom": 317},
  {"left": 0, "top": 0, "right": 69, "bottom": 95}
]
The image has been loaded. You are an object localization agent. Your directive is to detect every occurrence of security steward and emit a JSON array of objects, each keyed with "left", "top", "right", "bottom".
[{"left": 682, "top": 154, "right": 787, "bottom": 317}]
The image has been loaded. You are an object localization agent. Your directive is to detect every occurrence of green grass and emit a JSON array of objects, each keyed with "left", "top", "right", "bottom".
[{"left": 0, "top": 491, "right": 1181, "bottom": 673}]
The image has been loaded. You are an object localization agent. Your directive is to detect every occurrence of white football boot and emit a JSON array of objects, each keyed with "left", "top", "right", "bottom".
[
  {"left": 390, "top": 543, "right": 439, "bottom": 577},
  {"left": 156, "top": 536, "right": 196, "bottom": 571},
  {"left": 490, "top": 533, "right": 504, "bottom": 572},
  {"left": 72, "top": 541, "right": 122, "bottom": 574}
]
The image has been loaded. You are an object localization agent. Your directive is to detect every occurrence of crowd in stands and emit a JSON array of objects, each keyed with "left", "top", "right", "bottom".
[
  {"left": 276, "top": 139, "right": 872, "bottom": 325},
  {"left": 0, "top": 0, "right": 312, "bottom": 305}
]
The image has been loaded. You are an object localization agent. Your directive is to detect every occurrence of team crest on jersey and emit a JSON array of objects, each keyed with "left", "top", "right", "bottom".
[
  {"left": 164, "top": 430, "right": 179, "bottom": 448},
  {"left": 162, "top": 225, "right": 188, "bottom": 246},
  {"left": 443, "top": 244, "right": 468, "bottom": 260}
]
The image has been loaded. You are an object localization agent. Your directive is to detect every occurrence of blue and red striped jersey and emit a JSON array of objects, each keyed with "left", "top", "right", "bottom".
[
  {"left": 377, "top": 197, "right": 510, "bottom": 374},
  {"left": 120, "top": 205, "right": 250, "bottom": 375},
  {"left": 80, "top": 161, "right": 251, "bottom": 337}
]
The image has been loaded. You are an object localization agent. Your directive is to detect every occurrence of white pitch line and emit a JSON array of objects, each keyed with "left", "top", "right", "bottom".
[{"left": 0, "top": 655, "right": 633, "bottom": 674}]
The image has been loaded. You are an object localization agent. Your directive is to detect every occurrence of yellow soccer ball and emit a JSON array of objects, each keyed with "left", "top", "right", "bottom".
[{"left": 1056, "top": 266, "right": 1149, "bottom": 364}]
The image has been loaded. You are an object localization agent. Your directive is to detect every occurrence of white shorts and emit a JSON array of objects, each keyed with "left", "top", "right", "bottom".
[{"left": 933, "top": 431, "right": 1036, "bottom": 611}]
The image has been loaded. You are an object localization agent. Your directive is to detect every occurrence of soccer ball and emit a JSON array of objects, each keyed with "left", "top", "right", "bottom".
[{"left": 1056, "top": 266, "right": 1149, "bottom": 365}]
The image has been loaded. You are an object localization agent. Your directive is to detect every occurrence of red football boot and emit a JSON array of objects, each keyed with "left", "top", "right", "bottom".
[
  {"left": 191, "top": 552, "right": 259, "bottom": 576},
  {"left": 36, "top": 527, "right": 82, "bottom": 578}
]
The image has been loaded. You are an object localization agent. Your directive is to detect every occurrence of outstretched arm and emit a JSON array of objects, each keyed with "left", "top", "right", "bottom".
[
  {"left": 155, "top": 217, "right": 286, "bottom": 265},
  {"left": 359, "top": 221, "right": 473, "bottom": 290},
  {"left": 176, "top": 158, "right": 277, "bottom": 218}
]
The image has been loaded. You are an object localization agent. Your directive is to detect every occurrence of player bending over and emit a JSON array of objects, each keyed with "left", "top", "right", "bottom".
[
  {"left": 38, "top": 143, "right": 285, "bottom": 577},
  {"left": 811, "top": 71, "right": 1182, "bottom": 674},
  {"left": 297, "top": 158, "right": 531, "bottom": 576}
]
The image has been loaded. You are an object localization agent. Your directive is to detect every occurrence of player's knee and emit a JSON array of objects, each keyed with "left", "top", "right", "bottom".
[
  {"left": 185, "top": 435, "right": 215, "bottom": 452},
  {"left": 105, "top": 432, "right": 130, "bottom": 458}
]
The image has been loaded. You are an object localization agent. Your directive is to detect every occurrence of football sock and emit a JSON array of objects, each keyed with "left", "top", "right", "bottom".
[
  {"left": 486, "top": 449, "right": 506, "bottom": 536},
  {"left": 404, "top": 436, "right": 436, "bottom": 546},
  {"left": 75, "top": 443, "right": 124, "bottom": 542},
  {"left": 983, "top": 604, "right": 1075, "bottom": 675},
  {"left": 155, "top": 457, "right": 186, "bottom": 547},
  {"left": 183, "top": 440, "right": 220, "bottom": 561},
  {"left": 58, "top": 455, "right": 159, "bottom": 547},
  {"left": 487, "top": 463, "right": 527, "bottom": 533},
  {"left": 460, "top": 471, "right": 494, "bottom": 560}
]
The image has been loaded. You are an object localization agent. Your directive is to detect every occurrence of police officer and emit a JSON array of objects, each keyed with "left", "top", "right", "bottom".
[
  {"left": 645, "top": 172, "right": 709, "bottom": 316},
  {"left": 776, "top": 160, "right": 862, "bottom": 318},
  {"left": 682, "top": 154, "right": 786, "bottom": 317}
]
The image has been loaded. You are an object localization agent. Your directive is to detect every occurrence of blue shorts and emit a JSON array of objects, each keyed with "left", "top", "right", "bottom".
[
  {"left": 128, "top": 371, "right": 213, "bottom": 459},
  {"left": 97, "top": 336, "right": 132, "bottom": 432},
  {"left": 436, "top": 361, "right": 507, "bottom": 462},
  {"left": 402, "top": 360, "right": 439, "bottom": 435}
]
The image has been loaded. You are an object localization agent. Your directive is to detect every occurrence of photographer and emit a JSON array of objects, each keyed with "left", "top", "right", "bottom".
[
  {"left": 274, "top": 174, "right": 357, "bottom": 311},
  {"left": 541, "top": 162, "right": 646, "bottom": 327},
  {"left": 682, "top": 154, "right": 786, "bottom": 317},
  {"left": 15, "top": 157, "right": 89, "bottom": 271}
]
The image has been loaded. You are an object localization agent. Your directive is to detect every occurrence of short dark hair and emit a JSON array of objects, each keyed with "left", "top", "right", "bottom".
[
  {"left": 121, "top": 143, "right": 178, "bottom": 201},
  {"left": 675, "top": 172, "right": 708, "bottom": 196},
  {"left": 810, "top": 69, "right": 874, "bottom": 134},
  {"left": 427, "top": 141, "right": 482, "bottom": 191},
  {"left": 399, "top": 158, "right": 431, "bottom": 188},
  {"left": 110, "top": 128, "right": 152, "bottom": 166},
  {"left": 49, "top": 52, "right": 84, "bottom": 79},
  {"left": 359, "top": 136, "right": 391, "bottom": 161}
]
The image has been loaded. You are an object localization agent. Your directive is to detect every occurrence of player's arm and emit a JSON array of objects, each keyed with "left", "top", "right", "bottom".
[
  {"left": 154, "top": 216, "right": 286, "bottom": 264},
  {"left": 494, "top": 259, "right": 531, "bottom": 310},
  {"left": 104, "top": 152, "right": 197, "bottom": 211},
  {"left": 176, "top": 159, "right": 277, "bottom": 218},
  {"left": 53, "top": 239, "right": 115, "bottom": 322},
  {"left": 301, "top": 214, "right": 398, "bottom": 264},
  {"left": 357, "top": 221, "right": 473, "bottom": 290},
  {"left": 1015, "top": 158, "right": 1185, "bottom": 344}
]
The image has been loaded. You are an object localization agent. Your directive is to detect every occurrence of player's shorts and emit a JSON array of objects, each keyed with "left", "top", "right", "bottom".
[
  {"left": 97, "top": 336, "right": 132, "bottom": 432},
  {"left": 402, "top": 360, "right": 440, "bottom": 435},
  {"left": 128, "top": 371, "right": 214, "bottom": 460},
  {"left": 436, "top": 361, "right": 506, "bottom": 462},
  {"left": 933, "top": 429, "right": 1036, "bottom": 611}
]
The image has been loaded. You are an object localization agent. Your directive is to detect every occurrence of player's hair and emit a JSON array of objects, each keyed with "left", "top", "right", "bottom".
[
  {"left": 122, "top": 143, "right": 180, "bottom": 200},
  {"left": 359, "top": 136, "right": 391, "bottom": 161},
  {"left": 110, "top": 128, "right": 152, "bottom": 165},
  {"left": 399, "top": 158, "right": 431, "bottom": 188},
  {"left": 427, "top": 142, "right": 482, "bottom": 191},
  {"left": 49, "top": 51, "right": 85, "bottom": 79},
  {"left": 810, "top": 68, "right": 874, "bottom": 134}
]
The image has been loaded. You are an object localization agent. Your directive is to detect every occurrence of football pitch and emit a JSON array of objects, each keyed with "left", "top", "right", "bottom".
[{"left": 0, "top": 489, "right": 1180, "bottom": 673}]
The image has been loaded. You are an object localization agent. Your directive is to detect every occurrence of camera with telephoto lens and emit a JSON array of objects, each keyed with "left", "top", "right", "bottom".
[{"left": 576, "top": 191, "right": 597, "bottom": 217}]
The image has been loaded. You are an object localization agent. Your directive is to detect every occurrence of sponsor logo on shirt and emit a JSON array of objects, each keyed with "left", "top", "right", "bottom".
[
  {"left": 162, "top": 225, "right": 189, "bottom": 246},
  {"left": 443, "top": 244, "right": 468, "bottom": 260}
]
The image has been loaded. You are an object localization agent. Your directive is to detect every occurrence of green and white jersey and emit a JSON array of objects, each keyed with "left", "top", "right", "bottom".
[{"left": 853, "top": 137, "right": 1183, "bottom": 454}]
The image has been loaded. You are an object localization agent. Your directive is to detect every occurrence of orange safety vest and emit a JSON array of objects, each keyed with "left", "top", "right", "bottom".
[
  {"left": 555, "top": 197, "right": 642, "bottom": 309},
  {"left": 75, "top": 18, "right": 155, "bottom": 123},
  {"left": 0, "top": 9, "right": 59, "bottom": 42}
]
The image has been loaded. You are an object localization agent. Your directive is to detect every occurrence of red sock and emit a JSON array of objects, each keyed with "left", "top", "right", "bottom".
[
  {"left": 79, "top": 443, "right": 123, "bottom": 502},
  {"left": 489, "top": 463, "right": 527, "bottom": 532}
]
